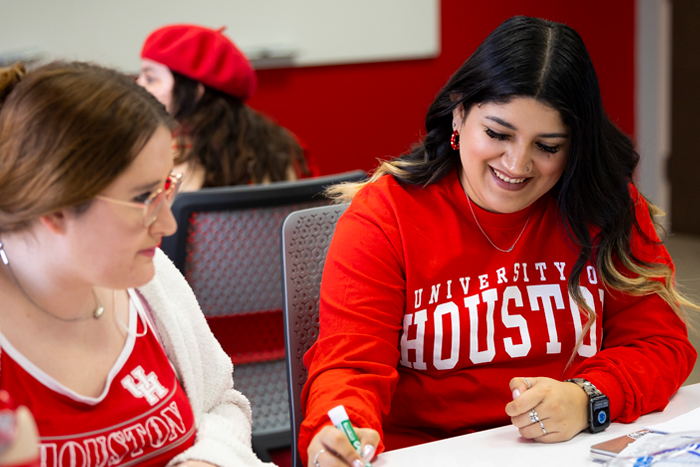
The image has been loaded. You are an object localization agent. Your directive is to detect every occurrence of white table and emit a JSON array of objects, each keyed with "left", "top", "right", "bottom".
[{"left": 373, "top": 383, "right": 700, "bottom": 467}]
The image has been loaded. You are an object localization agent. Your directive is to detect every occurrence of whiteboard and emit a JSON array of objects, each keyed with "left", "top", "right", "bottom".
[{"left": 0, "top": 0, "right": 440, "bottom": 71}]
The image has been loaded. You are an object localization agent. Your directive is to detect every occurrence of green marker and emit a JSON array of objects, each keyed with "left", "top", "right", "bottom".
[{"left": 327, "top": 405, "right": 372, "bottom": 467}]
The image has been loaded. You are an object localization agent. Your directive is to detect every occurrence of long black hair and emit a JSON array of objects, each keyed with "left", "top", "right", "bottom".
[{"left": 329, "top": 16, "right": 694, "bottom": 350}]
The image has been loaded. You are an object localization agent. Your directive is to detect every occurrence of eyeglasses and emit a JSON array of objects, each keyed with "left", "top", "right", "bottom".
[{"left": 95, "top": 173, "right": 182, "bottom": 228}]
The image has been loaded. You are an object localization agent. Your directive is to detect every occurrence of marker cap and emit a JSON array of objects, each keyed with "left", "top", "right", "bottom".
[{"left": 328, "top": 405, "right": 350, "bottom": 427}]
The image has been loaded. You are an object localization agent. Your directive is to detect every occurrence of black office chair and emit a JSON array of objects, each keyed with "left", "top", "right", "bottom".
[
  {"left": 160, "top": 173, "right": 364, "bottom": 461},
  {"left": 281, "top": 203, "right": 350, "bottom": 467}
]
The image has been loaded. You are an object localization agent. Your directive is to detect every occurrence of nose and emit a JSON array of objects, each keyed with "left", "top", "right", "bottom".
[
  {"left": 150, "top": 202, "right": 178, "bottom": 238},
  {"left": 502, "top": 144, "right": 533, "bottom": 176}
]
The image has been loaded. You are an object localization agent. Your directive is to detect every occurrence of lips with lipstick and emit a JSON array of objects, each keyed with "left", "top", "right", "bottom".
[{"left": 139, "top": 247, "right": 157, "bottom": 257}]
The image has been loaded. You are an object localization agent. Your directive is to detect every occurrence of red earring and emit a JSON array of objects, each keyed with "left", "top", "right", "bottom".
[{"left": 450, "top": 130, "right": 460, "bottom": 150}]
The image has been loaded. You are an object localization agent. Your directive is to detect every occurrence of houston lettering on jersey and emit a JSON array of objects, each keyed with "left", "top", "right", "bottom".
[
  {"left": 39, "top": 382, "right": 194, "bottom": 467},
  {"left": 1, "top": 291, "right": 196, "bottom": 467},
  {"left": 400, "top": 261, "right": 602, "bottom": 371}
]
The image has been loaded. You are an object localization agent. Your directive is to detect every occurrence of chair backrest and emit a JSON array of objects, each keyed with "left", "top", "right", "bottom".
[
  {"left": 282, "top": 203, "right": 350, "bottom": 467},
  {"left": 159, "top": 172, "right": 364, "bottom": 459},
  {"left": 160, "top": 171, "right": 365, "bottom": 359}
]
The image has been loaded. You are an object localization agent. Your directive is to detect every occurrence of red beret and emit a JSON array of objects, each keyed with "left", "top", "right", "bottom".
[{"left": 141, "top": 24, "right": 257, "bottom": 101}]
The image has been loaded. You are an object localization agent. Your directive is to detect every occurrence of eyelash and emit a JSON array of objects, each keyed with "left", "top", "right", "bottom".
[
  {"left": 484, "top": 128, "right": 561, "bottom": 154},
  {"left": 133, "top": 192, "right": 152, "bottom": 204},
  {"left": 139, "top": 74, "right": 155, "bottom": 84},
  {"left": 536, "top": 143, "right": 560, "bottom": 154},
  {"left": 485, "top": 128, "right": 508, "bottom": 141}
]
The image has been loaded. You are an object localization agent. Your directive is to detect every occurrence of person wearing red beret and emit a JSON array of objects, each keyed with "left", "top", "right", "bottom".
[{"left": 138, "top": 24, "right": 313, "bottom": 191}]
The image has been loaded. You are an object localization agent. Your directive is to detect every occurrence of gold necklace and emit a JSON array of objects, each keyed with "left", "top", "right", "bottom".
[
  {"left": 0, "top": 241, "right": 104, "bottom": 321},
  {"left": 466, "top": 196, "right": 535, "bottom": 253}
]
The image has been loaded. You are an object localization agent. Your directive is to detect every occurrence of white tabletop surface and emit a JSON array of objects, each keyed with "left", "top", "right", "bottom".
[{"left": 373, "top": 383, "right": 700, "bottom": 467}]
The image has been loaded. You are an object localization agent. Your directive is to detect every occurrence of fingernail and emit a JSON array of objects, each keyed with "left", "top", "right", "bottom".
[
  {"left": 353, "top": 460, "right": 365, "bottom": 467},
  {"left": 362, "top": 444, "right": 375, "bottom": 460},
  {"left": 512, "top": 389, "right": 520, "bottom": 400}
]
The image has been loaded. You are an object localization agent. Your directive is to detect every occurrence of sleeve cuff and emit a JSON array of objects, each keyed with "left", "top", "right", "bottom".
[{"left": 573, "top": 370, "right": 626, "bottom": 422}]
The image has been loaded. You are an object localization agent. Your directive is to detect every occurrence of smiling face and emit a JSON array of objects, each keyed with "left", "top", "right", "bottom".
[
  {"left": 136, "top": 59, "right": 175, "bottom": 112},
  {"left": 62, "top": 126, "right": 177, "bottom": 289},
  {"left": 454, "top": 97, "right": 570, "bottom": 214}
]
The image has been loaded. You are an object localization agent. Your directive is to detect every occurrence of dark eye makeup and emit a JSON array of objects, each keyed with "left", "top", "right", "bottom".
[
  {"left": 535, "top": 143, "right": 561, "bottom": 154},
  {"left": 485, "top": 128, "right": 561, "bottom": 154},
  {"left": 485, "top": 128, "right": 509, "bottom": 141}
]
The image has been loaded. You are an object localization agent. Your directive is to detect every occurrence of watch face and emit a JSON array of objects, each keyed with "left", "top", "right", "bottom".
[
  {"left": 591, "top": 398, "right": 611, "bottom": 431},
  {"left": 597, "top": 409, "right": 608, "bottom": 425}
]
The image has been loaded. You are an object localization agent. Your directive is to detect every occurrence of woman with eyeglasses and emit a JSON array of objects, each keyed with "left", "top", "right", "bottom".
[{"left": 0, "top": 62, "right": 268, "bottom": 467}]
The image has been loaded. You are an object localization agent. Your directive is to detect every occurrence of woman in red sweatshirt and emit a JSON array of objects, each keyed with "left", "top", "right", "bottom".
[{"left": 300, "top": 16, "right": 698, "bottom": 467}]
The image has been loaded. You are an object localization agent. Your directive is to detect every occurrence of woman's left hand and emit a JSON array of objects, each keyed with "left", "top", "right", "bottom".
[
  {"left": 174, "top": 462, "right": 218, "bottom": 467},
  {"left": 505, "top": 376, "right": 589, "bottom": 442}
]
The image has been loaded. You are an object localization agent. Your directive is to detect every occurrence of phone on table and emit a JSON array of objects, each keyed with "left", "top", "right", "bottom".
[{"left": 590, "top": 429, "right": 656, "bottom": 461}]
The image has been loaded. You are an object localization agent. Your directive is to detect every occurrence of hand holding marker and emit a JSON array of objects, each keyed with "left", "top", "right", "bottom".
[{"left": 328, "top": 405, "right": 373, "bottom": 467}]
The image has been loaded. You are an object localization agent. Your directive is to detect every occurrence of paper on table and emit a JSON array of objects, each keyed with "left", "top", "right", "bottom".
[
  {"left": 610, "top": 432, "right": 700, "bottom": 466},
  {"left": 607, "top": 408, "right": 700, "bottom": 465},
  {"left": 644, "top": 406, "right": 700, "bottom": 433}
]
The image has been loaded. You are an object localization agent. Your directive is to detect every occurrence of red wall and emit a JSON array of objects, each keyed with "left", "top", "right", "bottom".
[{"left": 247, "top": 0, "right": 635, "bottom": 176}]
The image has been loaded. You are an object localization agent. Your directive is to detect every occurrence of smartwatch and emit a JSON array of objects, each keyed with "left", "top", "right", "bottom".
[{"left": 565, "top": 378, "right": 610, "bottom": 433}]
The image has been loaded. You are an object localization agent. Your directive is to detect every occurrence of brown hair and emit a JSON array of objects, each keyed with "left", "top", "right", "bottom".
[
  {"left": 0, "top": 61, "right": 175, "bottom": 233},
  {"left": 170, "top": 71, "right": 309, "bottom": 187}
]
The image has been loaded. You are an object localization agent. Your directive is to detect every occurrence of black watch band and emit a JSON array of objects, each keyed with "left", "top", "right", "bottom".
[{"left": 565, "top": 378, "right": 611, "bottom": 433}]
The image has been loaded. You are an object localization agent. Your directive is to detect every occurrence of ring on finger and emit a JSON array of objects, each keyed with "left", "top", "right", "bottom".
[
  {"left": 523, "top": 377, "right": 531, "bottom": 389},
  {"left": 538, "top": 420, "right": 547, "bottom": 435},
  {"left": 314, "top": 448, "right": 326, "bottom": 467},
  {"left": 528, "top": 409, "right": 539, "bottom": 423}
]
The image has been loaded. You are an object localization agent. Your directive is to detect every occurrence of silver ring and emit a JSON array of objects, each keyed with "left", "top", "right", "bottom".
[
  {"left": 523, "top": 377, "right": 531, "bottom": 389},
  {"left": 314, "top": 448, "right": 326, "bottom": 467},
  {"left": 528, "top": 409, "right": 539, "bottom": 423},
  {"left": 538, "top": 420, "right": 547, "bottom": 435}
]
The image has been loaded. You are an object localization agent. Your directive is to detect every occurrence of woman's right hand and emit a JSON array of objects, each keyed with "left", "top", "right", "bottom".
[{"left": 307, "top": 425, "right": 380, "bottom": 467}]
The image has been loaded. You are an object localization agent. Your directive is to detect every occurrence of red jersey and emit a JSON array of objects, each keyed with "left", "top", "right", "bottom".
[
  {"left": 299, "top": 170, "right": 695, "bottom": 462},
  {"left": 0, "top": 290, "right": 196, "bottom": 467}
]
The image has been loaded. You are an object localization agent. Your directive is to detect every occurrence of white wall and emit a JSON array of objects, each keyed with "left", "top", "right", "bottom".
[
  {"left": 0, "top": 0, "right": 439, "bottom": 72},
  {"left": 3, "top": 0, "right": 664, "bottom": 212}
]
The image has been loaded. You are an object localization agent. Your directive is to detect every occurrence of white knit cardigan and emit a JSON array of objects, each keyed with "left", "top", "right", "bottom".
[{"left": 138, "top": 249, "right": 274, "bottom": 467}]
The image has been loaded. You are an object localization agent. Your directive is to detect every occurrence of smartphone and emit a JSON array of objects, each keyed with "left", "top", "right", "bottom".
[{"left": 590, "top": 429, "right": 656, "bottom": 461}]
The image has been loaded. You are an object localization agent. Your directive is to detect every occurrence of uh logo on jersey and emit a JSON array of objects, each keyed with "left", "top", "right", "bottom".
[{"left": 121, "top": 365, "right": 168, "bottom": 406}]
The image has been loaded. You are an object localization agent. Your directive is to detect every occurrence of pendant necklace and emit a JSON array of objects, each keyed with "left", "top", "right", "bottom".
[
  {"left": 0, "top": 241, "right": 104, "bottom": 321},
  {"left": 466, "top": 196, "right": 535, "bottom": 253}
]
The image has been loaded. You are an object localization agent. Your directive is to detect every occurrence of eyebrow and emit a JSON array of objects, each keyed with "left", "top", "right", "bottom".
[{"left": 485, "top": 116, "right": 569, "bottom": 138}]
